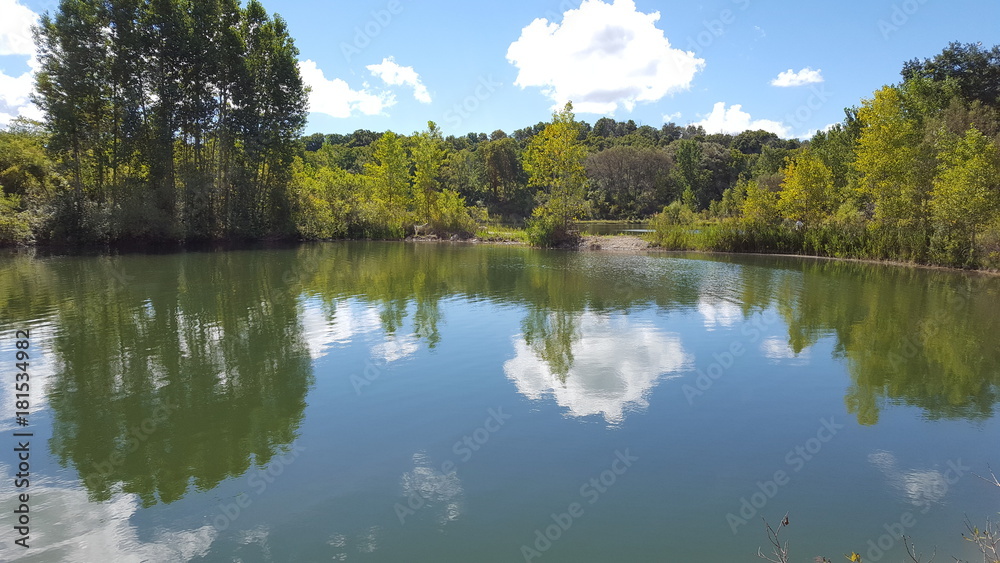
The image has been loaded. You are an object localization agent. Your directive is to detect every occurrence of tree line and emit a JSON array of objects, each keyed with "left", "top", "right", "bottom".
[
  {"left": 3, "top": 0, "right": 307, "bottom": 244},
  {"left": 1, "top": 9, "right": 998, "bottom": 269},
  {"left": 653, "top": 42, "right": 1000, "bottom": 269}
]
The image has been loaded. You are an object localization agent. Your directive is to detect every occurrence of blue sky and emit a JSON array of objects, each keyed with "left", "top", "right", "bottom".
[{"left": 1, "top": 0, "right": 998, "bottom": 138}]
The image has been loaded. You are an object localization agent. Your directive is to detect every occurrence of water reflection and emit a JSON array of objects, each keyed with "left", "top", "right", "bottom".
[
  {"left": 9, "top": 251, "right": 315, "bottom": 506},
  {"left": 869, "top": 450, "right": 956, "bottom": 512},
  {"left": 0, "top": 474, "right": 216, "bottom": 562},
  {"left": 505, "top": 312, "right": 692, "bottom": 423},
  {"left": 1, "top": 243, "right": 999, "bottom": 513},
  {"left": 400, "top": 452, "right": 464, "bottom": 525}
]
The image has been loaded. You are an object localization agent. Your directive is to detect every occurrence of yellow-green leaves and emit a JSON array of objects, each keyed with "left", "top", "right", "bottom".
[
  {"left": 524, "top": 103, "right": 589, "bottom": 234},
  {"left": 929, "top": 126, "right": 1000, "bottom": 265},
  {"left": 778, "top": 149, "right": 838, "bottom": 225}
]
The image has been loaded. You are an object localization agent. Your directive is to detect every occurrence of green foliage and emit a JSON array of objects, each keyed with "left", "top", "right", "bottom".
[
  {"left": 524, "top": 103, "right": 589, "bottom": 231},
  {"left": 15, "top": 26, "right": 1000, "bottom": 271},
  {"left": 777, "top": 149, "right": 839, "bottom": 225},
  {"left": 0, "top": 193, "right": 32, "bottom": 245},
  {"left": 526, "top": 213, "right": 578, "bottom": 247},
  {"left": 32, "top": 0, "right": 308, "bottom": 243},
  {"left": 670, "top": 139, "right": 709, "bottom": 209},
  {"left": 854, "top": 86, "right": 932, "bottom": 260},
  {"left": 586, "top": 146, "right": 670, "bottom": 219},
  {"left": 649, "top": 201, "right": 698, "bottom": 249},
  {"left": 929, "top": 127, "right": 1000, "bottom": 266}
]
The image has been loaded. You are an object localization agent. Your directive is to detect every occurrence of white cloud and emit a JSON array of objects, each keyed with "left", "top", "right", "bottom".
[
  {"left": 694, "top": 102, "right": 791, "bottom": 137},
  {"left": 771, "top": 67, "right": 824, "bottom": 87},
  {"left": 504, "top": 313, "right": 692, "bottom": 424},
  {"left": 0, "top": 1, "right": 43, "bottom": 127},
  {"left": 663, "top": 111, "right": 682, "bottom": 122},
  {"left": 868, "top": 450, "right": 953, "bottom": 510},
  {"left": 371, "top": 334, "right": 419, "bottom": 364},
  {"left": 300, "top": 299, "right": 382, "bottom": 360},
  {"left": 697, "top": 296, "right": 743, "bottom": 330},
  {"left": 298, "top": 59, "right": 395, "bottom": 119},
  {"left": 366, "top": 56, "right": 431, "bottom": 104},
  {"left": 400, "top": 451, "right": 463, "bottom": 525},
  {"left": 761, "top": 337, "right": 811, "bottom": 365},
  {"left": 0, "top": 0, "right": 37, "bottom": 56},
  {"left": 799, "top": 122, "right": 840, "bottom": 140},
  {"left": 0, "top": 481, "right": 216, "bottom": 561},
  {"left": 506, "top": 0, "right": 704, "bottom": 114}
]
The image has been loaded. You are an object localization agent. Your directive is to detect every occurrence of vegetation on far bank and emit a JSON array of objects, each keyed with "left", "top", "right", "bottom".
[{"left": 1, "top": 1, "right": 999, "bottom": 269}]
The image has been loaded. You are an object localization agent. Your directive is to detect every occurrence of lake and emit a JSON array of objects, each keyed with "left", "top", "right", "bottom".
[{"left": 1, "top": 242, "right": 998, "bottom": 562}]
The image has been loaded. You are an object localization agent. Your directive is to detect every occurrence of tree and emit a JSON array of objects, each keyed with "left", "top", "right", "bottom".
[
  {"left": 524, "top": 103, "right": 589, "bottom": 236},
  {"left": 854, "top": 86, "right": 931, "bottom": 259},
  {"left": 902, "top": 42, "right": 1000, "bottom": 109},
  {"left": 364, "top": 131, "right": 411, "bottom": 218},
  {"left": 585, "top": 146, "right": 670, "bottom": 218},
  {"left": 930, "top": 127, "right": 1000, "bottom": 265},
  {"left": 741, "top": 180, "right": 780, "bottom": 228},
  {"left": 32, "top": 0, "right": 307, "bottom": 242},
  {"left": 669, "top": 139, "right": 709, "bottom": 209},
  {"left": 480, "top": 137, "right": 529, "bottom": 217},
  {"left": 777, "top": 149, "right": 838, "bottom": 225},
  {"left": 412, "top": 121, "right": 447, "bottom": 222},
  {"left": 732, "top": 130, "right": 782, "bottom": 155},
  {"left": 33, "top": 0, "right": 110, "bottom": 202}
]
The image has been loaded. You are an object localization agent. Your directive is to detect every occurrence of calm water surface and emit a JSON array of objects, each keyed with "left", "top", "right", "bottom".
[{"left": 1, "top": 242, "right": 998, "bottom": 562}]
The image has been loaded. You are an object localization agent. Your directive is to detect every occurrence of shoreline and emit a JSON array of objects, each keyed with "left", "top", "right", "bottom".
[
  {"left": 411, "top": 234, "right": 1000, "bottom": 277},
  {"left": 5, "top": 234, "right": 999, "bottom": 277}
]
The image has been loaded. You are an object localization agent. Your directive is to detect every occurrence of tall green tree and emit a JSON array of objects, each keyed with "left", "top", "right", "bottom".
[
  {"left": 854, "top": 86, "right": 931, "bottom": 259},
  {"left": 777, "top": 149, "right": 838, "bottom": 225},
  {"left": 930, "top": 127, "right": 1000, "bottom": 265},
  {"left": 412, "top": 121, "right": 446, "bottom": 222},
  {"left": 32, "top": 0, "right": 307, "bottom": 242},
  {"left": 524, "top": 103, "right": 589, "bottom": 233},
  {"left": 670, "top": 139, "right": 710, "bottom": 209}
]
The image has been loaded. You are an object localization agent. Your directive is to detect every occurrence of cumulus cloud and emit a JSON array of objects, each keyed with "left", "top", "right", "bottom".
[
  {"left": 0, "top": 0, "right": 36, "bottom": 56},
  {"left": 868, "top": 450, "right": 953, "bottom": 510},
  {"left": 506, "top": 0, "right": 704, "bottom": 114},
  {"left": 693, "top": 102, "right": 790, "bottom": 137},
  {"left": 300, "top": 299, "right": 382, "bottom": 360},
  {"left": 0, "top": 0, "right": 43, "bottom": 127},
  {"left": 771, "top": 67, "right": 824, "bottom": 87},
  {"left": 697, "top": 296, "right": 744, "bottom": 330},
  {"left": 504, "top": 313, "right": 692, "bottom": 423},
  {"left": 0, "top": 481, "right": 216, "bottom": 561},
  {"left": 761, "top": 337, "right": 811, "bottom": 365},
  {"left": 298, "top": 59, "right": 395, "bottom": 118},
  {"left": 367, "top": 57, "right": 431, "bottom": 104}
]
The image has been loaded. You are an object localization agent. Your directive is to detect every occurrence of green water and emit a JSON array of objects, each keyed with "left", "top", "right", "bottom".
[{"left": 1, "top": 243, "right": 998, "bottom": 562}]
